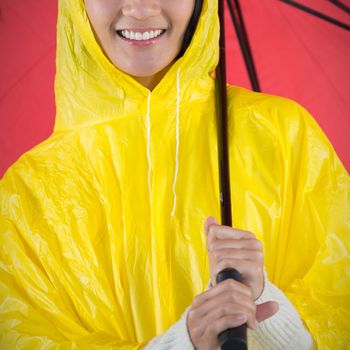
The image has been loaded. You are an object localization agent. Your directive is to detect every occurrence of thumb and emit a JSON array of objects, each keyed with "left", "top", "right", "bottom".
[
  {"left": 204, "top": 216, "right": 219, "bottom": 236},
  {"left": 256, "top": 301, "right": 279, "bottom": 323}
]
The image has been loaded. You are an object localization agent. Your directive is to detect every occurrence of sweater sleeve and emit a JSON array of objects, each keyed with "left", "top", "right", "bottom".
[
  {"left": 248, "top": 273, "right": 313, "bottom": 350},
  {"left": 143, "top": 276, "right": 313, "bottom": 350}
]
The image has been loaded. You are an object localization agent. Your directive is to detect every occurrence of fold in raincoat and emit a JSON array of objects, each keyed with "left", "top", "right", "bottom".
[{"left": 1, "top": 0, "right": 349, "bottom": 349}]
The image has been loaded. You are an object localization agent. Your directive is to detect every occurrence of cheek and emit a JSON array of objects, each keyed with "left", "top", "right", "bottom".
[
  {"left": 169, "top": 1, "right": 195, "bottom": 35},
  {"left": 85, "top": 0, "right": 117, "bottom": 33},
  {"left": 178, "top": 0, "right": 196, "bottom": 17}
]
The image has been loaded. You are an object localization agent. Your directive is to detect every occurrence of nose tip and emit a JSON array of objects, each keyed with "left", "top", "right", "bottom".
[{"left": 122, "top": 2, "right": 161, "bottom": 20}]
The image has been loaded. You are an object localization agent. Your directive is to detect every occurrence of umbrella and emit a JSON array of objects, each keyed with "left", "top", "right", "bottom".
[
  {"left": 0, "top": 0, "right": 349, "bottom": 178},
  {"left": 224, "top": 0, "right": 350, "bottom": 172}
]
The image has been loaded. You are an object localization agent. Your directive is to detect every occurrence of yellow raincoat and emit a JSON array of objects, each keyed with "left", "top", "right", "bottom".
[{"left": 1, "top": 0, "right": 349, "bottom": 349}]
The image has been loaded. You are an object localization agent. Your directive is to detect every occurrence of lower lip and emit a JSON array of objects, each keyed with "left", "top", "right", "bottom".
[{"left": 117, "top": 32, "right": 165, "bottom": 47}]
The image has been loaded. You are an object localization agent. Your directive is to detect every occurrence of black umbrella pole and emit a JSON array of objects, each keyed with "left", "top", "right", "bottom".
[
  {"left": 215, "top": 1, "right": 247, "bottom": 349},
  {"left": 216, "top": 0, "right": 232, "bottom": 228}
]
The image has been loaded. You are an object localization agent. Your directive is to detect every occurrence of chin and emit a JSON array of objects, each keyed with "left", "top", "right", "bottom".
[
  {"left": 113, "top": 55, "right": 171, "bottom": 77},
  {"left": 124, "top": 65, "right": 168, "bottom": 79},
  {"left": 133, "top": 60, "right": 168, "bottom": 74}
]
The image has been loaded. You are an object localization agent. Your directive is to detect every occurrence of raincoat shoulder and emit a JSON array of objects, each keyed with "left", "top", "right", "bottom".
[{"left": 226, "top": 85, "right": 350, "bottom": 349}]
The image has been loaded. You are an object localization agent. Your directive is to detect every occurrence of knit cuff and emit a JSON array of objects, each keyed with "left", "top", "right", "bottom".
[{"left": 249, "top": 271, "right": 314, "bottom": 350}]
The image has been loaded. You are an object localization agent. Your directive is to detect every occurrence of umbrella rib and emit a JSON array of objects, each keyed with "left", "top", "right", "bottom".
[
  {"left": 227, "top": 0, "right": 261, "bottom": 92},
  {"left": 278, "top": 0, "right": 350, "bottom": 32},
  {"left": 328, "top": 0, "right": 350, "bottom": 16}
]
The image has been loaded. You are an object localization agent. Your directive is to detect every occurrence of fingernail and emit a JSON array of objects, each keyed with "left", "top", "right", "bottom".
[{"left": 254, "top": 320, "right": 259, "bottom": 329}]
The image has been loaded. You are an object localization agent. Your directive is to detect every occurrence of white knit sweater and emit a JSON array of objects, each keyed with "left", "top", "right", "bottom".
[{"left": 143, "top": 275, "right": 313, "bottom": 350}]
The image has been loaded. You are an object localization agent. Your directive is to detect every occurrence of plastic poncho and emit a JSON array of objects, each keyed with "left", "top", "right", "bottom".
[{"left": 1, "top": 0, "right": 349, "bottom": 349}]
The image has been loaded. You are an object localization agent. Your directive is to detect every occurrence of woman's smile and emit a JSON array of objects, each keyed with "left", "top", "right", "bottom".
[{"left": 116, "top": 28, "right": 167, "bottom": 47}]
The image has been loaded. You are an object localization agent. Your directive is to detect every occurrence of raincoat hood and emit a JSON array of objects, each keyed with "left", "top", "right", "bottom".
[
  {"left": 54, "top": 0, "right": 219, "bottom": 132},
  {"left": 1, "top": 0, "right": 350, "bottom": 349}
]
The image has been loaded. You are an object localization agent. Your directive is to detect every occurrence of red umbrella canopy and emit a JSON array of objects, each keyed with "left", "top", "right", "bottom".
[
  {"left": 0, "top": 1, "right": 57, "bottom": 177},
  {"left": 0, "top": 0, "right": 349, "bottom": 177},
  {"left": 224, "top": 0, "right": 350, "bottom": 172}
]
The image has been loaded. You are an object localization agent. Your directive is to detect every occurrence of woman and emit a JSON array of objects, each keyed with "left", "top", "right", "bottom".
[{"left": 0, "top": 0, "right": 349, "bottom": 349}]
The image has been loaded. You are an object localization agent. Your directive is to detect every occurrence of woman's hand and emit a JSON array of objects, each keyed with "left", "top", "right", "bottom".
[
  {"left": 187, "top": 217, "right": 279, "bottom": 349},
  {"left": 187, "top": 278, "right": 279, "bottom": 350},
  {"left": 205, "top": 217, "right": 264, "bottom": 300},
  {"left": 187, "top": 278, "right": 258, "bottom": 350}
]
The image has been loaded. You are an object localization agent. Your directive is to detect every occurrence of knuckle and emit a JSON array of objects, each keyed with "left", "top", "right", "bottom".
[
  {"left": 256, "top": 240, "right": 263, "bottom": 250},
  {"left": 250, "top": 239, "right": 262, "bottom": 250},
  {"left": 240, "top": 285, "right": 252, "bottom": 299},
  {"left": 255, "top": 251, "right": 264, "bottom": 262},
  {"left": 226, "top": 292, "right": 238, "bottom": 303},
  {"left": 208, "top": 242, "right": 216, "bottom": 252},
  {"left": 218, "top": 306, "right": 229, "bottom": 317},
  {"left": 246, "top": 230, "right": 256, "bottom": 239}
]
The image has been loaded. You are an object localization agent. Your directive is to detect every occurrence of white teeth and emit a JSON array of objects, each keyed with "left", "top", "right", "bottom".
[
  {"left": 119, "top": 29, "right": 164, "bottom": 41},
  {"left": 121, "top": 30, "right": 129, "bottom": 39}
]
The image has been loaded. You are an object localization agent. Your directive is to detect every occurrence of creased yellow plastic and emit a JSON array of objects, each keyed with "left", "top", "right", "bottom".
[{"left": 0, "top": 0, "right": 349, "bottom": 349}]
